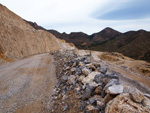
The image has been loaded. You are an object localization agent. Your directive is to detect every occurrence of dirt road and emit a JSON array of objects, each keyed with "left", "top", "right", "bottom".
[{"left": 0, "top": 53, "right": 57, "bottom": 113}]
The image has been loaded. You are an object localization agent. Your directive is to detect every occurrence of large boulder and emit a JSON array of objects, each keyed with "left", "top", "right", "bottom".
[
  {"left": 123, "top": 86, "right": 145, "bottom": 103},
  {"left": 105, "top": 93, "right": 150, "bottom": 113}
]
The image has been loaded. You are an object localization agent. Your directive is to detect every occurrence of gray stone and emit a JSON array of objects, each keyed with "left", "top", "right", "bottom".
[
  {"left": 93, "top": 63, "right": 101, "bottom": 68},
  {"left": 98, "top": 67, "right": 107, "bottom": 74},
  {"left": 97, "top": 101, "right": 105, "bottom": 111},
  {"left": 103, "top": 79, "right": 119, "bottom": 92},
  {"left": 94, "top": 74, "right": 105, "bottom": 84},
  {"left": 68, "top": 75, "right": 76, "bottom": 85},
  {"left": 80, "top": 101, "right": 87, "bottom": 111},
  {"left": 82, "top": 84, "right": 94, "bottom": 100},
  {"left": 89, "top": 97, "right": 97, "bottom": 106},
  {"left": 75, "top": 67, "right": 82, "bottom": 76},
  {"left": 63, "top": 105, "right": 68, "bottom": 111},
  {"left": 61, "top": 75, "right": 68, "bottom": 82},
  {"left": 107, "top": 73, "right": 119, "bottom": 79}
]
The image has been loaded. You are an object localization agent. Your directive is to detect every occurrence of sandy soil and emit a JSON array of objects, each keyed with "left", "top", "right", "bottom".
[{"left": 0, "top": 53, "right": 57, "bottom": 113}]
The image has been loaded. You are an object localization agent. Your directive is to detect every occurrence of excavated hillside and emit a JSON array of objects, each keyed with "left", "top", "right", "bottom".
[{"left": 0, "top": 4, "right": 75, "bottom": 64}]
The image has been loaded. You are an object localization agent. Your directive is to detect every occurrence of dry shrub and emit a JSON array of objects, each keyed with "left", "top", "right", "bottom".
[
  {"left": 99, "top": 53, "right": 119, "bottom": 61},
  {"left": 139, "top": 67, "right": 150, "bottom": 77}
]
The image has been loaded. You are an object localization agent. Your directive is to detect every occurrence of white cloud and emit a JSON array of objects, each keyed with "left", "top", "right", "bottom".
[{"left": 0, "top": 0, "right": 150, "bottom": 34}]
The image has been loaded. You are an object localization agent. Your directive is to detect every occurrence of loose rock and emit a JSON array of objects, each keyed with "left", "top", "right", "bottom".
[
  {"left": 106, "top": 85, "right": 124, "bottom": 95},
  {"left": 68, "top": 75, "right": 76, "bottom": 85},
  {"left": 82, "top": 72, "right": 100, "bottom": 87},
  {"left": 94, "top": 86, "right": 103, "bottom": 95},
  {"left": 82, "top": 68, "right": 91, "bottom": 76}
]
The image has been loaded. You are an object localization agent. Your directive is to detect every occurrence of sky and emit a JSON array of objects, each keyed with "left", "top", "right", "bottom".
[{"left": 0, "top": 0, "right": 150, "bottom": 34}]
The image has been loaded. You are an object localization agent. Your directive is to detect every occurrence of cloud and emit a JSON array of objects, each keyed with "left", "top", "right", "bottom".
[
  {"left": 96, "top": 0, "right": 150, "bottom": 20},
  {"left": 0, "top": 0, "right": 150, "bottom": 34}
]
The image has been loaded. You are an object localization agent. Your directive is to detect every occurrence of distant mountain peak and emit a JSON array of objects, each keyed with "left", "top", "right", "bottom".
[
  {"left": 101, "top": 27, "right": 120, "bottom": 34},
  {"left": 103, "top": 27, "right": 114, "bottom": 30}
]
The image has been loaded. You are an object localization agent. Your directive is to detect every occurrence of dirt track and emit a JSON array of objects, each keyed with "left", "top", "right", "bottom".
[{"left": 0, "top": 53, "right": 57, "bottom": 113}]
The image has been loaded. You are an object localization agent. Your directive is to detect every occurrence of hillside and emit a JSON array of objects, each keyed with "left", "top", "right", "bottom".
[{"left": 0, "top": 4, "right": 74, "bottom": 64}]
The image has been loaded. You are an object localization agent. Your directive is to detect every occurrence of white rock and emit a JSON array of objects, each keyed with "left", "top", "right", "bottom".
[
  {"left": 82, "top": 72, "right": 100, "bottom": 87},
  {"left": 106, "top": 85, "right": 124, "bottom": 95},
  {"left": 71, "top": 67, "right": 76, "bottom": 72},
  {"left": 82, "top": 68, "right": 91, "bottom": 76}
]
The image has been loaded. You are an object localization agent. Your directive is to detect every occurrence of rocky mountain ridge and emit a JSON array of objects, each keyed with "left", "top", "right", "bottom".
[{"left": 26, "top": 21, "right": 150, "bottom": 62}]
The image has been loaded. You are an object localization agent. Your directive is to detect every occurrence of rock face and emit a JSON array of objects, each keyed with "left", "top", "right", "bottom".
[
  {"left": 0, "top": 4, "right": 75, "bottom": 64},
  {"left": 105, "top": 93, "right": 150, "bottom": 113}
]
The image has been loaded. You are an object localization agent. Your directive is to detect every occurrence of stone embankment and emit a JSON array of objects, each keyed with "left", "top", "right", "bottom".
[{"left": 50, "top": 51, "right": 150, "bottom": 113}]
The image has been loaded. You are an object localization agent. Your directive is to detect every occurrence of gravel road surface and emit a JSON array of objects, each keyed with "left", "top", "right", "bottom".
[{"left": 0, "top": 53, "right": 57, "bottom": 113}]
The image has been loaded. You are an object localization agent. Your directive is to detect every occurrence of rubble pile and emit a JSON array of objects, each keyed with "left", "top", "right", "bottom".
[{"left": 50, "top": 51, "right": 150, "bottom": 113}]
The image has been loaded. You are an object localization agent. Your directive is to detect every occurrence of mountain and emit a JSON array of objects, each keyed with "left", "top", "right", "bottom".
[
  {"left": 91, "top": 27, "right": 121, "bottom": 44},
  {"left": 25, "top": 20, "right": 150, "bottom": 62},
  {"left": 0, "top": 4, "right": 74, "bottom": 64},
  {"left": 90, "top": 30, "right": 150, "bottom": 62},
  {"left": 25, "top": 21, "right": 121, "bottom": 46}
]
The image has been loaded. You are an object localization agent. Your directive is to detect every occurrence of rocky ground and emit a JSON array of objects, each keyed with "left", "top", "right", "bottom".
[
  {"left": 49, "top": 50, "right": 150, "bottom": 113},
  {"left": 0, "top": 50, "right": 150, "bottom": 113}
]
